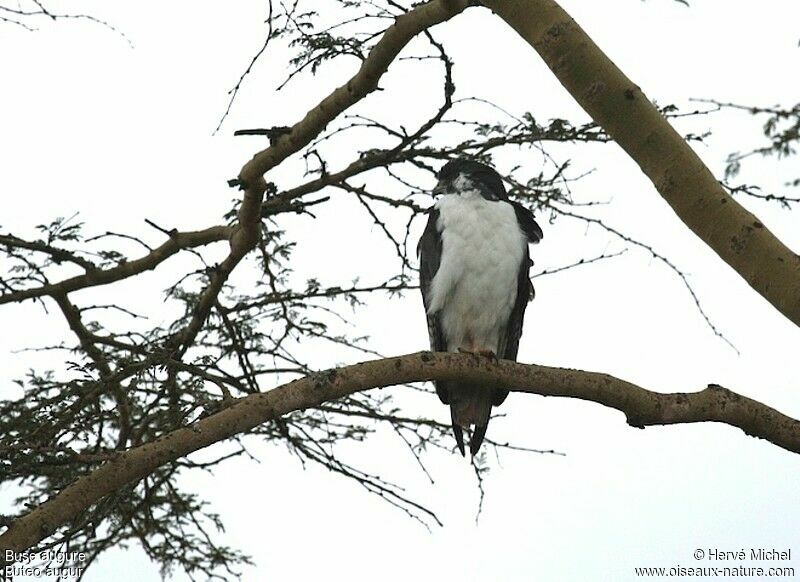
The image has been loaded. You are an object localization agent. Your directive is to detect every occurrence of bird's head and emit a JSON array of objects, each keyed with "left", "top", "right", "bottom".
[
  {"left": 433, "top": 159, "right": 507, "bottom": 201},
  {"left": 433, "top": 159, "right": 508, "bottom": 200}
]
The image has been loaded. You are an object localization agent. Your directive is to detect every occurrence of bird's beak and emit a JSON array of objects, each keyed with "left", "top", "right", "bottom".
[{"left": 432, "top": 180, "right": 448, "bottom": 197}]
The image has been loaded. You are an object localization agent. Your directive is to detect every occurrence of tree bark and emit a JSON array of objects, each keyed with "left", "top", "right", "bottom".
[
  {"left": 2, "top": 351, "right": 798, "bottom": 554},
  {"left": 481, "top": 0, "right": 800, "bottom": 327}
]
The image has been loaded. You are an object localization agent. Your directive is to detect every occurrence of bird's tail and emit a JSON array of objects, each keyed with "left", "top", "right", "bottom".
[{"left": 449, "top": 385, "right": 494, "bottom": 456}]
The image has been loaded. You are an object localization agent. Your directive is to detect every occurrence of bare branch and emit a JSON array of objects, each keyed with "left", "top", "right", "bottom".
[
  {"left": 0, "top": 233, "right": 97, "bottom": 271},
  {"left": 552, "top": 205, "right": 736, "bottom": 351},
  {"left": 214, "top": 0, "right": 275, "bottom": 134},
  {"left": 0, "top": 1, "right": 132, "bottom": 45},
  {"left": 532, "top": 249, "right": 627, "bottom": 278},
  {"left": 0, "top": 226, "right": 231, "bottom": 305},
  {"left": 723, "top": 182, "right": 800, "bottom": 209}
]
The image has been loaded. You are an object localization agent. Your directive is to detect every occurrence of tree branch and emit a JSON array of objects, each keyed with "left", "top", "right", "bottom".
[
  {"left": 0, "top": 226, "right": 232, "bottom": 305},
  {"left": 52, "top": 293, "right": 132, "bottom": 448},
  {"left": 480, "top": 0, "right": 800, "bottom": 327},
  {"left": 236, "top": 0, "right": 471, "bottom": 191},
  {"left": 2, "top": 351, "right": 798, "bottom": 554},
  {"left": 219, "top": 0, "right": 472, "bottom": 361},
  {"left": 0, "top": 233, "right": 97, "bottom": 271}
]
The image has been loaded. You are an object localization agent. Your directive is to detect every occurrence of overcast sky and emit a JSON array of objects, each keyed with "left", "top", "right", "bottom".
[{"left": 2, "top": 1, "right": 800, "bottom": 580}]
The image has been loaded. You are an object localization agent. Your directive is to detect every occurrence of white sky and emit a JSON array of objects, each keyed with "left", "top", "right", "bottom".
[{"left": 2, "top": 1, "right": 800, "bottom": 581}]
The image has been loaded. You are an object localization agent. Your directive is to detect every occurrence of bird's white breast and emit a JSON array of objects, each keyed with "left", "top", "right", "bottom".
[{"left": 428, "top": 188, "right": 527, "bottom": 353}]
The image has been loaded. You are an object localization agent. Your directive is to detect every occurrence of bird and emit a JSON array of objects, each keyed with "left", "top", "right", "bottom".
[{"left": 417, "top": 159, "right": 543, "bottom": 456}]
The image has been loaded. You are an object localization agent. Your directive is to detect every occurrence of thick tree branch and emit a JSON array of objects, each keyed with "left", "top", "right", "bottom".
[
  {"left": 481, "top": 0, "right": 800, "bottom": 327},
  {"left": 2, "top": 351, "right": 798, "bottom": 554}
]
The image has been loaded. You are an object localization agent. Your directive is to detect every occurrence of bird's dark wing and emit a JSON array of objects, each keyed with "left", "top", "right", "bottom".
[
  {"left": 417, "top": 208, "right": 450, "bottom": 405},
  {"left": 511, "top": 201, "right": 544, "bottom": 243},
  {"left": 417, "top": 207, "right": 442, "bottom": 347},
  {"left": 494, "top": 202, "right": 542, "bottom": 406},
  {"left": 491, "top": 246, "right": 533, "bottom": 407},
  {"left": 501, "top": 247, "right": 533, "bottom": 363}
]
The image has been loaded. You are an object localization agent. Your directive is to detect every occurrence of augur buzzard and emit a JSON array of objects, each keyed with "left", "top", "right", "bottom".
[{"left": 417, "top": 159, "right": 543, "bottom": 456}]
